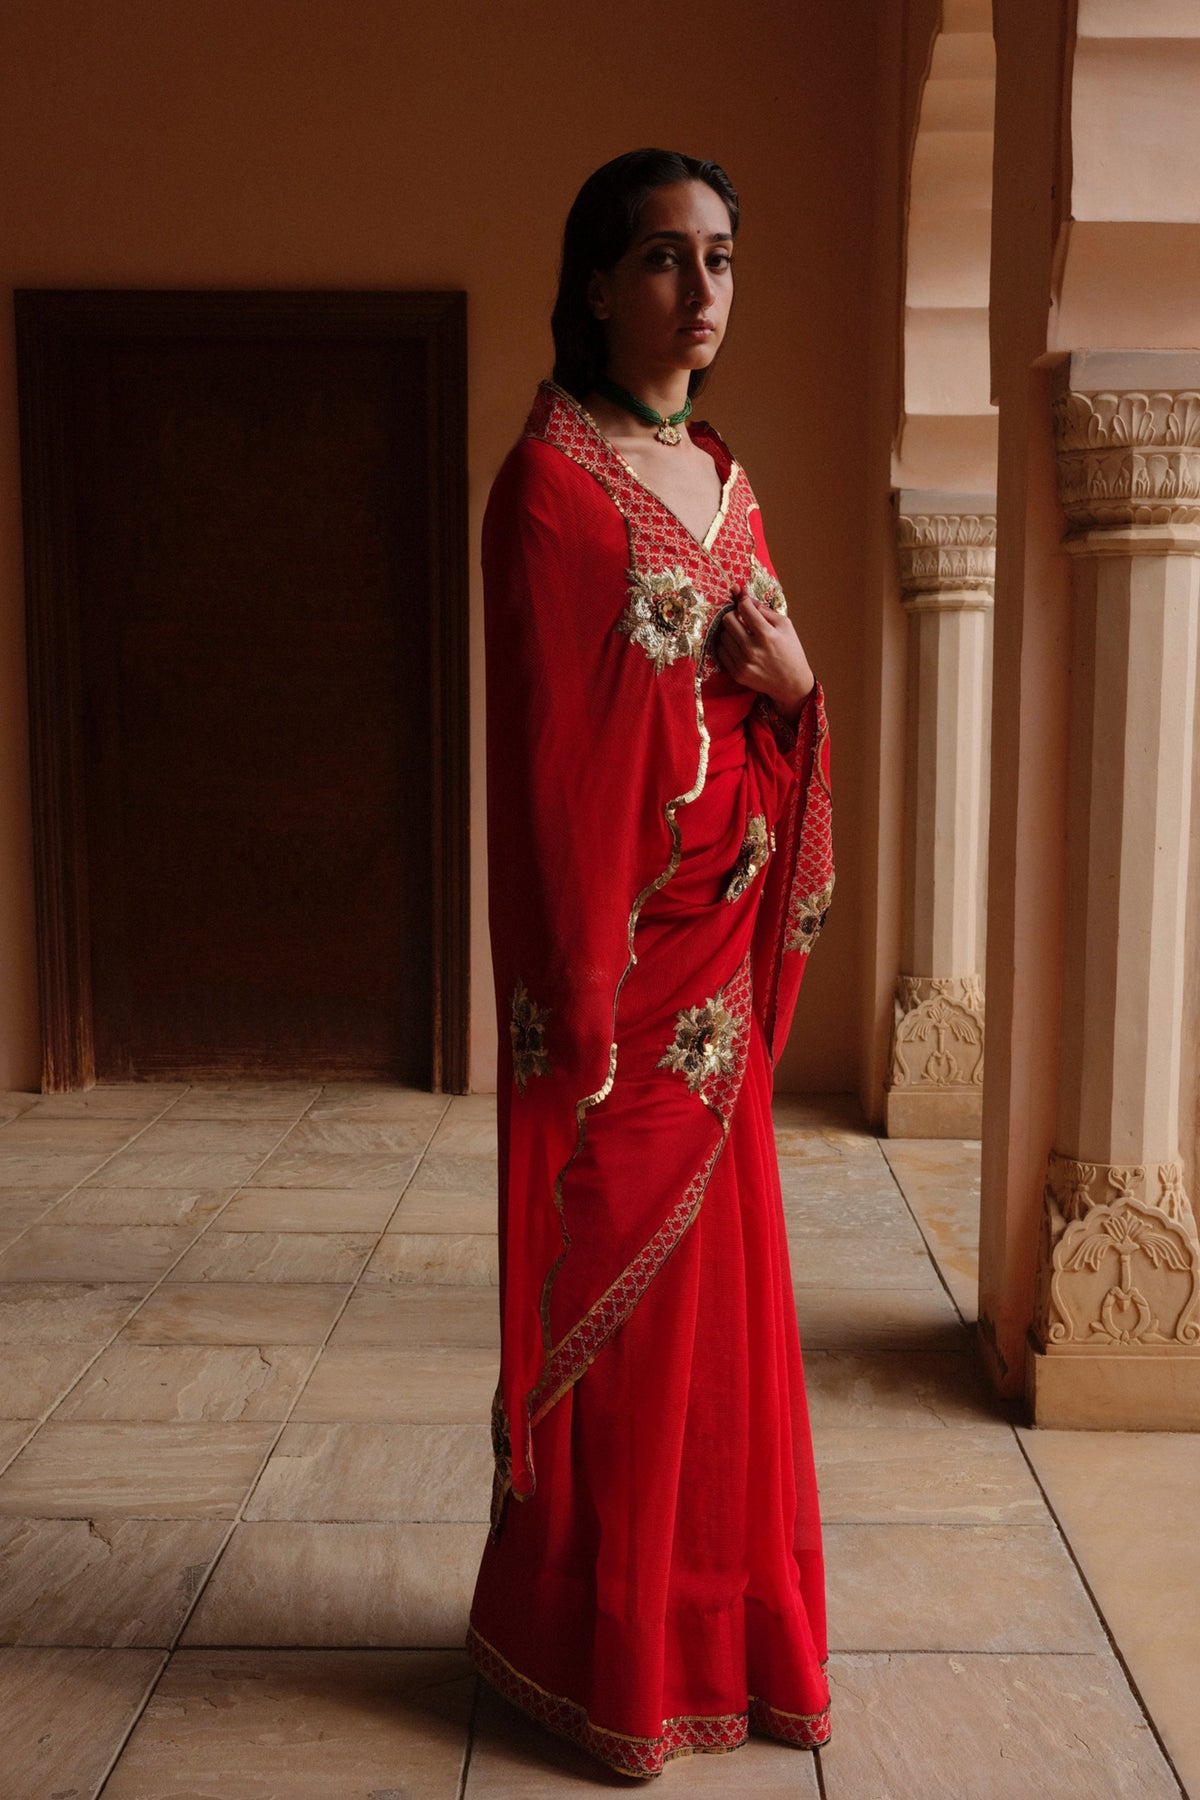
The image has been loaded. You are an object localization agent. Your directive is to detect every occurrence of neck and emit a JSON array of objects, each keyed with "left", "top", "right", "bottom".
[{"left": 604, "top": 361, "right": 691, "bottom": 418}]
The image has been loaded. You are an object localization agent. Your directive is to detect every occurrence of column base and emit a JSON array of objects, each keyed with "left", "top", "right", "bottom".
[
  {"left": 884, "top": 1084, "right": 982, "bottom": 1138},
  {"left": 1026, "top": 1340, "right": 1200, "bottom": 1430}
]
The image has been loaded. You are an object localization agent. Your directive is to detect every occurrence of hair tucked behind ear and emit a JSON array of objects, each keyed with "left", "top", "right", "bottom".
[{"left": 551, "top": 148, "right": 739, "bottom": 403}]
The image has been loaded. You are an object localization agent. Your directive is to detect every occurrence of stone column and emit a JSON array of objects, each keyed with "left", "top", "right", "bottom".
[
  {"left": 885, "top": 492, "right": 995, "bottom": 1137},
  {"left": 1029, "top": 351, "right": 1200, "bottom": 1428}
]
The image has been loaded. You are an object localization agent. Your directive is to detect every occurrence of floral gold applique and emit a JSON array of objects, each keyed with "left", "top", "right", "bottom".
[
  {"left": 658, "top": 993, "right": 738, "bottom": 1096},
  {"left": 618, "top": 566, "right": 713, "bottom": 672},
  {"left": 786, "top": 876, "right": 835, "bottom": 955},
  {"left": 510, "top": 978, "right": 550, "bottom": 1094},
  {"left": 488, "top": 1381, "right": 513, "bottom": 1539},
  {"left": 724, "top": 813, "right": 771, "bottom": 902},
  {"left": 747, "top": 555, "right": 787, "bottom": 615}
]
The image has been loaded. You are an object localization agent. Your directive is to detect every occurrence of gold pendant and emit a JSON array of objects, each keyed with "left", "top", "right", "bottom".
[{"left": 655, "top": 421, "right": 682, "bottom": 446}]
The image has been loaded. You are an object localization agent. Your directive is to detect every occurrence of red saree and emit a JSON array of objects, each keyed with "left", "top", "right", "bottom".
[{"left": 466, "top": 380, "right": 835, "bottom": 1777}]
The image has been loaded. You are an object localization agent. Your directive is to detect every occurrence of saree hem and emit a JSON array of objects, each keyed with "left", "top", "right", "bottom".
[{"left": 464, "top": 1620, "right": 833, "bottom": 1781}]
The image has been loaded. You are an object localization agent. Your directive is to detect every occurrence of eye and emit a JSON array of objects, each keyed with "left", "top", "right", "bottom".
[
  {"left": 645, "top": 247, "right": 678, "bottom": 269},
  {"left": 707, "top": 252, "right": 733, "bottom": 271}
]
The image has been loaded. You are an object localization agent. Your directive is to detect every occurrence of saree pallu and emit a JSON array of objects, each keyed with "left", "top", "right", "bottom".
[{"left": 467, "top": 382, "right": 834, "bottom": 1777}]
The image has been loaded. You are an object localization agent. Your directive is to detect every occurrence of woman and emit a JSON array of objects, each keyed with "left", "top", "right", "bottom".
[{"left": 465, "top": 148, "right": 835, "bottom": 1778}]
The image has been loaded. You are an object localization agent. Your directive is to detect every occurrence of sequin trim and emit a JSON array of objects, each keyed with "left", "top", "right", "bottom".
[
  {"left": 465, "top": 1621, "right": 832, "bottom": 1779},
  {"left": 724, "top": 813, "right": 771, "bottom": 902}
]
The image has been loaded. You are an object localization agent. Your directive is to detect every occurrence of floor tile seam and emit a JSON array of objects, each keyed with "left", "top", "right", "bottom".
[
  {"left": 456, "top": 1661, "right": 482, "bottom": 1800},
  {"left": 86, "top": 1645, "right": 172, "bottom": 1800},
  {"left": 872, "top": 1148, "right": 976, "bottom": 1330},
  {"left": 79, "top": 1086, "right": 452, "bottom": 1786},
  {"left": 149, "top": 1094, "right": 456, "bottom": 1657},
  {"left": 14, "top": 1112, "right": 319, "bottom": 1451},
  {"left": 1009, "top": 1428, "right": 1188, "bottom": 1797}
]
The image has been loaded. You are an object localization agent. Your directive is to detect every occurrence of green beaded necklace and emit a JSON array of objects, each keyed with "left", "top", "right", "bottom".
[{"left": 593, "top": 374, "right": 693, "bottom": 445}]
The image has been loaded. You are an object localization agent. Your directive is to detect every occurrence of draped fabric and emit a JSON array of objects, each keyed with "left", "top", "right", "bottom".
[{"left": 465, "top": 381, "right": 835, "bottom": 1776}]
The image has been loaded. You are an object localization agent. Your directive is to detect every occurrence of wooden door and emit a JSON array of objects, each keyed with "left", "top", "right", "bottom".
[{"left": 16, "top": 291, "right": 468, "bottom": 1090}]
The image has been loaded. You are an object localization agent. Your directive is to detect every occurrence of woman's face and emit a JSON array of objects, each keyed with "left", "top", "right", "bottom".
[{"left": 588, "top": 179, "right": 735, "bottom": 381}]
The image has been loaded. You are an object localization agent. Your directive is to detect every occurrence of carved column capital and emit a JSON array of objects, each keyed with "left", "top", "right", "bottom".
[
  {"left": 887, "top": 973, "right": 985, "bottom": 1092},
  {"left": 895, "top": 489, "right": 997, "bottom": 606},
  {"left": 1051, "top": 351, "right": 1200, "bottom": 533},
  {"left": 1033, "top": 1151, "right": 1200, "bottom": 1353}
]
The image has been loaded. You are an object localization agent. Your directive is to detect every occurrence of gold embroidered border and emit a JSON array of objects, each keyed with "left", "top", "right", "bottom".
[{"left": 465, "top": 1621, "right": 831, "bottom": 1780}]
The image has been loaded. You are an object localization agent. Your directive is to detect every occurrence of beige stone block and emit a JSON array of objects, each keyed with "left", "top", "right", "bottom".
[
  {"left": 165, "top": 1230, "right": 374, "bottom": 1284},
  {"left": 0, "top": 1646, "right": 163, "bottom": 1798},
  {"left": 123, "top": 1282, "right": 349, "bottom": 1345},
  {"left": 216, "top": 1185, "right": 399, "bottom": 1232},
  {"left": 407, "top": 1154, "right": 499, "bottom": 1197},
  {"left": 387, "top": 1189, "right": 498, "bottom": 1233},
  {"left": 32, "top": 1084, "right": 187, "bottom": 1116},
  {"left": 883, "top": 1085, "right": 983, "bottom": 1138},
  {"left": 0, "top": 1421, "right": 277, "bottom": 1518},
  {"left": 1018, "top": 1427, "right": 1200, "bottom": 1800},
  {"left": 0, "top": 1189, "right": 62, "bottom": 1232},
  {"left": 1026, "top": 1344, "right": 1200, "bottom": 1430},
  {"left": 0, "top": 1224, "right": 200, "bottom": 1283},
  {"left": 84, "top": 1150, "right": 265, "bottom": 1188},
  {"left": 0, "top": 1281, "right": 145, "bottom": 1344},
  {"left": 793, "top": 1285, "right": 963, "bottom": 1350},
  {"left": 813, "top": 1425, "right": 1042, "bottom": 1523},
  {"left": 278, "top": 1118, "right": 438, "bottom": 1156},
  {"left": 129, "top": 1118, "right": 293, "bottom": 1153},
  {"left": 429, "top": 1106, "right": 498, "bottom": 1157},
  {"left": 780, "top": 1182, "right": 917, "bottom": 1239},
  {"left": 825, "top": 1523, "right": 1105, "bottom": 1651},
  {"left": 166, "top": 1082, "right": 321, "bottom": 1119},
  {"left": 247, "top": 1147, "right": 422, "bottom": 1190},
  {"left": 292, "top": 1345, "right": 496, "bottom": 1424},
  {"left": 881, "top": 1137, "right": 981, "bottom": 1319},
  {"left": 0, "top": 1516, "right": 228, "bottom": 1645},
  {"left": 181, "top": 1519, "right": 481, "bottom": 1645},
  {"left": 0, "top": 1422, "right": 33, "bottom": 1472},
  {"left": 362, "top": 1232, "right": 499, "bottom": 1286},
  {"left": 0, "top": 1091, "right": 39, "bottom": 1122},
  {"left": 802, "top": 1348, "right": 1001, "bottom": 1429},
  {"left": 771, "top": 1093, "right": 866, "bottom": 1132},
  {"left": 820, "top": 1651, "right": 1177, "bottom": 1799},
  {"left": 52, "top": 1187, "right": 236, "bottom": 1227},
  {"left": 245, "top": 1421, "right": 492, "bottom": 1522},
  {"left": 53, "top": 1344, "right": 315, "bottom": 1422},
  {"left": 306, "top": 1083, "right": 450, "bottom": 1123},
  {"left": 468, "top": 1681, "right": 820, "bottom": 1796},
  {"left": 787, "top": 1231, "right": 938, "bottom": 1288},
  {"left": 0, "top": 1345, "right": 100, "bottom": 1419},
  {"left": 0, "top": 1116, "right": 141, "bottom": 1151},
  {"left": 0, "top": 1148, "right": 108, "bottom": 1186},
  {"left": 331, "top": 1284, "right": 500, "bottom": 1349},
  {"left": 104, "top": 1647, "right": 473, "bottom": 1799}
]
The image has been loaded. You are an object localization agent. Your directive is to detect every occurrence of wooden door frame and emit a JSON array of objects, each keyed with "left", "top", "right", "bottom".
[{"left": 14, "top": 288, "right": 469, "bottom": 1093}]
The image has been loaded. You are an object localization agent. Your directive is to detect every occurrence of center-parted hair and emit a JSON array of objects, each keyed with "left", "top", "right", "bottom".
[{"left": 551, "top": 148, "right": 740, "bottom": 403}]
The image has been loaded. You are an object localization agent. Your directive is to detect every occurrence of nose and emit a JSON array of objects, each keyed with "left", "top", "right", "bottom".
[{"left": 687, "top": 256, "right": 716, "bottom": 306}]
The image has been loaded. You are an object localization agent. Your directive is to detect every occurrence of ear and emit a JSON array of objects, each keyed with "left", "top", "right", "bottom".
[{"left": 587, "top": 271, "right": 610, "bottom": 321}]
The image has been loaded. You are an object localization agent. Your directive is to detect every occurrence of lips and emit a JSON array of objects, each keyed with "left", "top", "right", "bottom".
[{"left": 680, "top": 321, "right": 715, "bottom": 335}]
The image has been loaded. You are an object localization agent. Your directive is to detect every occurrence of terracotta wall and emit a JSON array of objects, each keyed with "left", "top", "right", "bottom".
[{"left": 0, "top": 0, "right": 880, "bottom": 1095}]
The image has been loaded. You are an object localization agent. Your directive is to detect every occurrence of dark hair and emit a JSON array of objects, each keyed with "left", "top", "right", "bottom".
[{"left": 551, "top": 148, "right": 740, "bottom": 402}]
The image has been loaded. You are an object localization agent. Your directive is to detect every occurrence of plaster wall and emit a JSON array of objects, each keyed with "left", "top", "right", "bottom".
[{"left": 0, "top": 0, "right": 878, "bottom": 1095}]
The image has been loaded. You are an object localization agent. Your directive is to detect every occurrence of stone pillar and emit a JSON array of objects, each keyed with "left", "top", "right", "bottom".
[
  {"left": 885, "top": 492, "right": 995, "bottom": 1137},
  {"left": 1029, "top": 352, "right": 1200, "bottom": 1428}
]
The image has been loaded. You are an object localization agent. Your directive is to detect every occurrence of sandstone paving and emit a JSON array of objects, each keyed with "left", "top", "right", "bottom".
[
  {"left": 0, "top": 1421, "right": 279, "bottom": 1517},
  {"left": 824, "top": 1522, "right": 1108, "bottom": 1653},
  {"left": 215, "top": 1184, "right": 401, "bottom": 1232},
  {"left": 276, "top": 1117, "right": 440, "bottom": 1157},
  {"left": 362, "top": 1230, "right": 499, "bottom": 1286},
  {"left": 387, "top": 1188, "right": 498, "bottom": 1233},
  {"left": 164, "top": 1082, "right": 322, "bottom": 1120},
  {"left": 0, "top": 1148, "right": 111, "bottom": 1186},
  {"left": 793, "top": 1283, "right": 964, "bottom": 1350},
  {"left": 83, "top": 1149, "right": 266, "bottom": 1188},
  {"left": 53, "top": 1343, "right": 316, "bottom": 1422},
  {"left": 243, "top": 1421, "right": 492, "bottom": 1522},
  {"left": 0, "top": 1515, "right": 229, "bottom": 1645},
  {"left": 812, "top": 1424, "right": 1044, "bottom": 1523},
  {"left": 819, "top": 1652, "right": 1179, "bottom": 1799},
  {"left": 880, "top": 1137, "right": 981, "bottom": 1321},
  {"left": 122, "top": 1280, "right": 350, "bottom": 1344},
  {"left": 0, "top": 1281, "right": 146, "bottom": 1343},
  {"left": 50, "top": 1185, "right": 236, "bottom": 1226},
  {"left": 785, "top": 1228, "right": 941, "bottom": 1288},
  {"left": 128, "top": 1116, "right": 295, "bottom": 1153},
  {"left": 405, "top": 1153, "right": 502, "bottom": 1197},
  {"left": 1018, "top": 1427, "right": 1200, "bottom": 1800},
  {"left": 0, "top": 1115, "right": 144, "bottom": 1151},
  {"left": 801, "top": 1347, "right": 1003, "bottom": 1428},
  {"left": 305, "top": 1083, "right": 450, "bottom": 1123},
  {"left": 27, "top": 1084, "right": 186, "bottom": 1117},
  {"left": 1, "top": 1344, "right": 101, "bottom": 1418},
  {"left": 181, "top": 1519, "right": 482, "bottom": 1646},
  {"left": 165, "top": 1228, "right": 375, "bottom": 1283},
  {"left": 0, "top": 1420, "right": 33, "bottom": 1473},
  {"left": 291, "top": 1344, "right": 496, "bottom": 1424},
  {"left": 330, "top": 1282, "right": 500, "bottom": 1348},
  {"left": 246, "top": 1145, "right": 423, "bottom": 1190},
  {"left": 0, "top": 1222, "right": 202, "bottom": 1283},
  {"left": 0, "top": 1645, "right": 164, "bottom": 1799},
  {"left": 101, "top": 1647, "right": 474, "bottom": 1800}
]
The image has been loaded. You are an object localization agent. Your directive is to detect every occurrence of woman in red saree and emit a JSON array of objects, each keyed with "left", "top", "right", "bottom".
[{"left": 465, "top": 149, "right": 835, "bottom": 1778}]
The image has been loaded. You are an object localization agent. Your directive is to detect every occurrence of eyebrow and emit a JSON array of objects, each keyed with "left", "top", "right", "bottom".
[{"left": 638, "top": 229, "right": 734, "bottom": 245}]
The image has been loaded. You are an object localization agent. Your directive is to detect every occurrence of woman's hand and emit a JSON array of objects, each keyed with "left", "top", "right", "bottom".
[{"left": 715, "top": 588, "right": 815, "bottom": 724}]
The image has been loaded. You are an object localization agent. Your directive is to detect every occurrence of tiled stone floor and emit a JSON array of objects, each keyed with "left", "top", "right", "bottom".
[{"left": 0, "top": 1081, "right": 1188, "bottom": 1798}]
